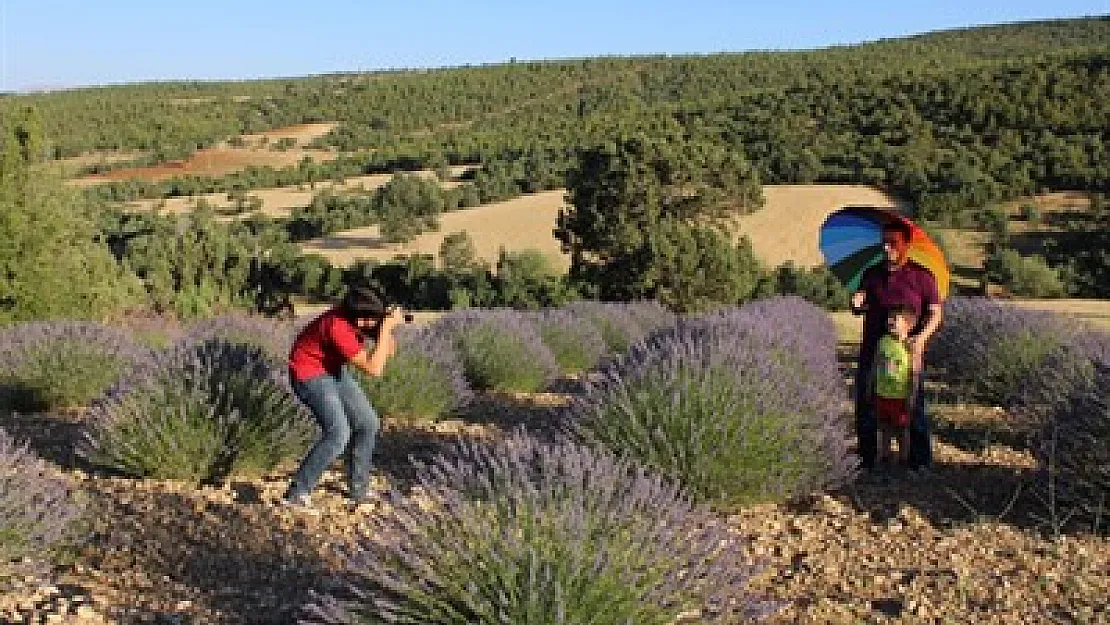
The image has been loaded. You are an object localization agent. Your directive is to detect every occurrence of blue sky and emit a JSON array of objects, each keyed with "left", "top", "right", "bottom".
[{"left": 2, "top": 0, "right": 1106, "bottom": 92}]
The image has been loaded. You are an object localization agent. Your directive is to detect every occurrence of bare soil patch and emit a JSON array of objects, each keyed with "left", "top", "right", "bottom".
[
  {"left": 301, "top": 189, "right": 570, "bottom": 270},
  {"left": 236, "top": 122, "right": 340, "bottom": 148},
  {"left": 69, "top": 147, "right": 339, "bottom": 185}
]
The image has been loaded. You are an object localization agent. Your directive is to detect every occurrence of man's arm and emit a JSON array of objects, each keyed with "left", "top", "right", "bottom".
[{"left": 907, "top": 303, "right": 943, "bottom": 368}]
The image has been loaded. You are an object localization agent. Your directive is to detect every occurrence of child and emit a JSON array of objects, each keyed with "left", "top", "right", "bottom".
[{"left": 871, "top": 303, "right": 920, "bottom": 468}]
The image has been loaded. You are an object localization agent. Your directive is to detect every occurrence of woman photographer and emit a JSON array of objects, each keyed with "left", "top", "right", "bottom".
[{"left": 282, "top": 284, "right": 406, "bottom": 508}]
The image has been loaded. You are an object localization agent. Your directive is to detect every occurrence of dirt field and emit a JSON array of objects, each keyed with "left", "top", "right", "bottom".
[
  {"left": 236, "top": 122, "right": 339, "bottom": 147},
  {"left": 66, "top": 123, "right": 345, "bottom": 185},
  {"left": 301, "top": 185, "right": 907, "bottom": 272},
  {"left": 45, "top": 151, "right": 150, "bottom": 178},
  {"left": 300, "top": 189, "right": 571, "bottom": 270},
  {"left": 68, "top": 147, "right": 338, "bottom": 185},
  {"left": 732, "top": 185, "right": 905, "bottom": 267},
  {"left": 125, "top": 167, "right": 470, "bottom": 219}
]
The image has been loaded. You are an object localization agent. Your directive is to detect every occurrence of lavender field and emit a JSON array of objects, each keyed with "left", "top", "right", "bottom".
[{"left": 0, "top": 298, "right": 1107, "bottom": 624}]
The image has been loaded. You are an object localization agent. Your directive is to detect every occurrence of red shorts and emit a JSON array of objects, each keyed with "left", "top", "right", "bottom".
[{"left": 875, "top": 397, "right": 910, "bottom": 428}]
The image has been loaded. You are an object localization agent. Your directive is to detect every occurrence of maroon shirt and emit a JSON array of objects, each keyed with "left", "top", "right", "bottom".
[{"left": 857, "top": 261, "right": 940, "bottom": 366}]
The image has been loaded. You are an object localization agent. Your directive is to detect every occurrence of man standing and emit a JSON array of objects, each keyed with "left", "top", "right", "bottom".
[{"left": 851, "top": 220, "right": 943, "bottom": 474}]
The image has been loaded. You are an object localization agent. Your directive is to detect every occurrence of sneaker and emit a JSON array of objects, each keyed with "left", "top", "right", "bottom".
[{"left": 279, "top": 492, "right": 318, "bottom": 512}]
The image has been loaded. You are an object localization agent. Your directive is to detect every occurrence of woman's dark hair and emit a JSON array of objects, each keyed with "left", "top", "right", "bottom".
[{"left": 341, "top": 284, "right": 389, "bottom": 321}]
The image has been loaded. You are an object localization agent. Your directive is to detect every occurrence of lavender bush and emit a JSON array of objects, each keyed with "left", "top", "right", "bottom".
[
  {"left": 432, "top": 310, "right": 559, "bottom": 393},
  {"left": 300, "top": 432, "right": 770, "bottom": 624},
  {"left": 611, "top": 299, "right": 677, "bottom": 337},
  {"left": 1033, "top": 352, "right": 1110, "bottom": 534},
  {"left": 180, "top": 313, "right": 295, "bottom": 364},
  {"left": 1009, "top": 331, "right": 1110, "bottom": 425},
  {"left": 355, "top": 326, "right": 472, "bottom": 422},
  {"left": 0, "top": 321, "right": 153, "bottom": 412},
  {"left": 81, "top": 339, "right": 314, "bottom": 484},
  {"left": 568, "top": 302, "right": 855, "bottom": 508},
  {"left": 0, "top": 429, "right": 84, "bottom": 580},
  {"left": 563, "top": 301, "right": 646, "bottom": 356},
  {"left": 929, "top": 298, "right": 1086, "bottom": 404},
  {"left": 531, "top": 309, "right": 606, "bottom": 374}
]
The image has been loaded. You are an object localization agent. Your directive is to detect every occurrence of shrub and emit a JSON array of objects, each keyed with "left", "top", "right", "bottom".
[
  {"left": 568, "top": 303, "right": 855, "bottom": 507},
  {"left": 0, "top": 429, "right": 84, "bottom": 579},
  {"left": 300, "top": 432, "right": 770, "bottom": 624},
  {"left": 609, "top": 299, "right": 676, "bottom": 337},
  {"left": 986, "top": 249, "right": 1068, "bottom": 298},
  {"left": 81, "top": 339, "right": 314, "bottom": 484},
  {"left": 0, "top": 321, "right": 153, "bottom": 413},
  {"left": 531, "top": 310, "right": 606, "bottom": 374},
  {"left": 1009, "top": 331, "right": 1110, "bottom": 424},
  {"left": 929, "top": 298, "right": 1084, "bottom": 404},
  {"left": 563, "top": 301, "right": 645, "bottom": 356},
  {"left": 433, "top": 310, "right": 558, "bottom": 393},
  {"left": 179, "top": 312, "right": 295, "bottom": 363},
  {"left": 1033, "top": 352, "right": 1110, "bottom": 534},
  {"left": 763, "top": 263, "right": 851, "bottom": 311},
  {"left": 355, "top": 326, "right": 471, "bottom": 422}
]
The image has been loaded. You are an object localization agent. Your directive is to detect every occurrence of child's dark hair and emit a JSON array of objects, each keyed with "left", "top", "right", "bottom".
[{"left": 888, "top": 303, "right": 918, "bottom": 320}]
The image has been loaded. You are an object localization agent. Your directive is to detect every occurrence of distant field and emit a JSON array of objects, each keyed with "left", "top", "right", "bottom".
[
  {"left": 302, "top": 184, "right": 905, "bottom": 271},
  {"left": 732, "top": 185, "right": 905, "bottom": 267},
  {"left": 237, "top": 122, "right": 339, "bottom": 147},
  {"left": 66, "top": 122, "right": 344, "bottom": 185},
  {"left": 46, "top": 151, "right": 150, "bottom": 178},
  {"left": 124, "top": 166, "right": 471, "bottom": 219},
  {"left": 301, "top": 189, "right": 570, "bottom": 270}
]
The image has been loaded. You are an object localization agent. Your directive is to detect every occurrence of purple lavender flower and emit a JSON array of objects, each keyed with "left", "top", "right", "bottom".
[
  {"left": 355, "top": 325, "right": 472, "bottom": 421},
  {"left": 431, "top": 309, "right": 559, "bottom": 392},
  {"left": 179, "top": 313, "right": 296, "bottom": 364},
  {"left": 930, "top": 297, "right": 1086, "bottom": 404},
  {"left": 0, "top": 320, "right": 154, "bottom": 412},
  {"left": 0, "top": 429, "right": 84, "bottom": 578},
  {"left": 562, "top": 300, "right": 647, "bottom": 356},
  {"left": 82, "top": 339, "right": 314, "bottom": 483},
  {"left": 566, "top": 299, "right": 856, "bottom": 507},
  {"left": 299, "top": 432, "right": 772, "bottom": 624},
  {"left": 531, "top": 309, "right": 607, "bottom": 374},
  {"left": 1031, "top": 350, "right": 1110, "bottom": 534}
]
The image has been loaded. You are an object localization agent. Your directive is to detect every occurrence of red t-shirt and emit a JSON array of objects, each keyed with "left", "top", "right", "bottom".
[
  {"left": 858, "top": 261, "right": 940, "bottom": 366},
  {"left": 289, "top": 308, "right": 365, "bottom": 382}
]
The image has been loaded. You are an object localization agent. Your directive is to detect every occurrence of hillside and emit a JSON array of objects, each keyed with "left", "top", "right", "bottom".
[{"left": 6, "top": 16, "right": 1109, "bottom": 230}]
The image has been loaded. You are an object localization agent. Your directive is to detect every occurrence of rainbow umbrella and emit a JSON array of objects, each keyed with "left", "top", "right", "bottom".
[{"left": 819, "top": 206, "right": 950, "bottom": 298}]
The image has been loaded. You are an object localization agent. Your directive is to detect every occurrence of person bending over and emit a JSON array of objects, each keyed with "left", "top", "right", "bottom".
[{"left": 282, "top": 284, "right": 405, "bottom": 508}]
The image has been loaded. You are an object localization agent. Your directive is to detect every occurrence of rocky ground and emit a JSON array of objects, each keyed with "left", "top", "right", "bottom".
[{"left": 2, "top": 393, "right": 1107, "bottom": 624}]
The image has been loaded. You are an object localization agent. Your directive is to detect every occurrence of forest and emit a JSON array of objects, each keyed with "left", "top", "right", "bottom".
[{"left": 2, "top": 16, "right": 1108, "bottom": 322}]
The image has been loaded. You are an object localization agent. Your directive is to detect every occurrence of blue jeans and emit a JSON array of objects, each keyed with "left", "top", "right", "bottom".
[
  {"left": 287, "top": 368, "right": 379, "bottom": 499},
  {"left": 854, "top": 362, "right": 932, "bottom": 470}
]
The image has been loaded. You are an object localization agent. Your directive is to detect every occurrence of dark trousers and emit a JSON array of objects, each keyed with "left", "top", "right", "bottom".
[{"left": 854, "top": 363, "right": 932, "bottom": 470}]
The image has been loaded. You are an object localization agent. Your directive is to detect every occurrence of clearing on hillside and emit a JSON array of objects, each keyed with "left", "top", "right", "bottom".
[
  {"left": 69, "top": 146, "right": 337, "bottom": 185},
  {"left": 301, "top": 184, "right": 907, "bottom": 271},
  {"left": 67, "top": 122, "right": 345, "bottom": 185},
  {"left": 300, "top": 189, "right": 570, "bottom": 270},
  {"left": 732, "top": 185, "right": 905, "bottom": 267},
  {"left": 124, "top": 166, "right": 471, "bottom": 219}
]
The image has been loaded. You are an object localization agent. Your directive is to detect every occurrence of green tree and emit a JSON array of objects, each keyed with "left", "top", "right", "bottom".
[
  {"left": 645, "top": 219, "right": 764, "bottom": 313},
  {"left": 0, "top": 109, "right": 140, "bottom": 324},
  {"left": 557, "top": 134, "right": 762, "bottom": 304}
]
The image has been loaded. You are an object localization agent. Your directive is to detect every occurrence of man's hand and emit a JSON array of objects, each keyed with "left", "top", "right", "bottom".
[
  {"left": 851, "top": 291, "right": 866, "bottom": 313},
  {"left": 906, "top": 334, "right": 926, "bottom": 370}
]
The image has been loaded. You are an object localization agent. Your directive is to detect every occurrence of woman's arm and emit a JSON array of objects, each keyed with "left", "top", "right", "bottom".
[{"left": 348, "top": 310, "right": 403, "bottom": 377}]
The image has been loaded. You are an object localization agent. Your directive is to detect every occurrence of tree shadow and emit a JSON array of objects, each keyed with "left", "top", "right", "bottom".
[
  {"left": 75, "top": 483, "right": 337, "bottom": 624},
  {"left": 832, "top": 461, "right": 1047, "bottom": 532}
]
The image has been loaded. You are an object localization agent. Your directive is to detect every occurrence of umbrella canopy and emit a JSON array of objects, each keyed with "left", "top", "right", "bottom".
[{"left": 819, "top": 206, "right": 950, "bottom": 298}]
